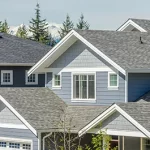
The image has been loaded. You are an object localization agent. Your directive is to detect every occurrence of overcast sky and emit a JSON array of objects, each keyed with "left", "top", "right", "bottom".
[{"left": 1, "top": 0, "right": 150, "bottom": 30}]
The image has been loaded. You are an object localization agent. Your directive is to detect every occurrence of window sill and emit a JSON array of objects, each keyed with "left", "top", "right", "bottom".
[
  {"left": 1, "top": 82, "right": 13, "bottom": 85},
  {"left": 71, "top": 99, "right": 96, "bottom": 103},
  {"left": 25, "top": 83, "right": 38, "bottom": 85},
  {"left": 108, "top": 87, "right": 119, "bottom": 90},
  {"left": 52, "top": 86, "right": 62, "bottom": 89}
]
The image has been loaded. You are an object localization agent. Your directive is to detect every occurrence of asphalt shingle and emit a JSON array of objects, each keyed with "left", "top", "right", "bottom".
[
  {"left": 76, "top": 29, "right": 150, "bottom": 70},
  {"left": 0, "top": 33, "right": 50, "bottom": 64}
]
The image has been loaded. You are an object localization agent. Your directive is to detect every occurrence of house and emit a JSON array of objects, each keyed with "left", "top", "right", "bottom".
[{"left": 0, "top": 18, "right": 150, "bottom": 150}]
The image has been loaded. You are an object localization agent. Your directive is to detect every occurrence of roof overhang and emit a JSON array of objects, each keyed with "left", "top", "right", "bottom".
[
  {"left": 117, "top": 19, "right": 147, "bottom": 32},
  {"left": 28, "top": 30, "right": 126, "bottom": 76},
  {"left": 78, "top": 104, "right": 150, "bottom": 138}
]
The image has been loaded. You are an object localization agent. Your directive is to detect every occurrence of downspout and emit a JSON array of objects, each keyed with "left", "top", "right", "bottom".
[{"left": 43, "top": 132, "right": 52, "bottom": 150}]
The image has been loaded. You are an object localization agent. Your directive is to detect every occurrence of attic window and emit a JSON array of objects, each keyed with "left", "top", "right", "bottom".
[{"left": 1, "top": 70, "right": 13, "bottom": 85}]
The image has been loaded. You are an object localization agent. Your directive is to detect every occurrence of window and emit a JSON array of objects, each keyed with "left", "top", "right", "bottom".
[
  {"left": 53, "top": 74, "right": 61, "bottom": 88},
  {"left": 26, "top": 71, "right": 38, "bottom": 85},
  {"left": 143, "top": 139, "right": 150, "bottom": 150},
  {"left": 1, "top": 70, "right": 13, "bottom": 85},
  {"left": 73, "top": 74, "right": 95, "bottom": 100},
  {"left": 23, "top": 144, "right": 31, "bottom": 150},
  {"left": 108, "top": 72, "right": 118, "bottom": 89},
  {"left": 9, "top": 143, "right": 20, "bottom": 149},
  {"left": 0, "top": 142, "right": 6, "bottom": 147}
]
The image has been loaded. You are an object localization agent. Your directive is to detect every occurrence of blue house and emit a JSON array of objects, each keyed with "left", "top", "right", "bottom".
[{"left": 0, "top": 18, "right": 150, "bottom": 150}]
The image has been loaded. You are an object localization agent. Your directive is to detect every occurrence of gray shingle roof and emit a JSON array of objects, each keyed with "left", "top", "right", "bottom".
[
  {"left": 75, "top": 29, "right": 150, "bottom": 70},
  {"left": 130, "top": 18, "right": 150, "bottom": 31},
  {"left": 65, "top": 105, "right": 107, "bottom": 132},
  {"left": 0, "top": 88, "right": 67, "bottom": 131},
  {"left": 117, "top": 102, "right": 150, "bottom": 133},
  {"left": 0, "top": 88, "right": 107, "bottom": 132},
  {"left": 0, "top": 33, "right": 50, "bottom": 64},
  {"left": 136, "top": 91, "right": 150, "bottom": 102}
]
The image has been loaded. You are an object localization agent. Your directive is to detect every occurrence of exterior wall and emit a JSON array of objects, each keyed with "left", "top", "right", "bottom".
[
  {"left": 50, "top": 40, "right": 109, "bottom": 68},
  {"left": 128, "top": 73, "right": 150, "bottom": 102},
  {"left": 101, "top": 111, "right": 138, "bottom": 131},
  {"left": 0, "top": 107, "right": 23, "bottom": 124},
  {"left": 0, "top": 128, "right": 38, "bottom": 150},
  {"left": 46, "top": 71, "right": 125, "bottom": 105},
  {"left": 0, "top": 66, "right": 45, "bottom": 87}
]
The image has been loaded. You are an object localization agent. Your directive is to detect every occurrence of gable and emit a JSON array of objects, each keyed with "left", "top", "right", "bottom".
[
  {"left": 50, "top": 40, "right": 110, "bottom": 69},
  {"left": 99, "top": 111, "right": 138, "bottom": 131}
]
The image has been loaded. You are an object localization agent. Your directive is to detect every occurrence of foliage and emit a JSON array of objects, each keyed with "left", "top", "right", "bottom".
[
  {"left": 59, "top": 14, "right": 74, "bottom": 39},
  {"left": 16, "top": 24, "right": 28, "bottom": 39},
  {"left": 29, "top": 3, "right": 49, "bottom": 44},
  {"left": 0, "top": 20, "right": 9, "bottom": 33},
  {"left": 77, "top": 14, "right": 89, "bottom": 30},
  {"left": 47, "top": 33, "right": 57, "bottom": 47}
]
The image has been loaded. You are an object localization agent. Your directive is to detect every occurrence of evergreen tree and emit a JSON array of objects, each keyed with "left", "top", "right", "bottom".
[
  {"left": 16, "top": 24, "right": 28, "bottom": 39},
  {"left": 77, "top": 14, "right": 89, "bottom": 30},
  {"left": 59, "top": 14, "right": 74, "bottom": 39},
  {"left": 48, "top": 33, "right": 57, "bottom": 47},
  {"left": 1, "top": 20, "right": 9, "bottom": 33},
  {"left": 29, "top": 3, "right": 49, "bottom": 43},
  {"left": 0, "top": 21, "right": 2, "bottom": 32}
]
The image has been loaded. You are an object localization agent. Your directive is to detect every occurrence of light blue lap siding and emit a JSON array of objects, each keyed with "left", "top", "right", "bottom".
[
  {"left": 46, "top": 72, "right": 125, "bottom": 105},
  {"left": 128, "top": 73, "right": 150, "bottom": 102},
  {"left": 0, "top": 128, "right": 38, "bottom": 150}
]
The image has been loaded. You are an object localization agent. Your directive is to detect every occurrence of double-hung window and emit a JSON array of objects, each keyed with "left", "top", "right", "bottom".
[
  {"left": 1, "top": 70, "right": 13, "bottom": 85},
  {"left": 53, "top": 73, "right": 61, "bottom": 88},
  {"left": 73, "top": 73, "right": 95, "bottom": 100},
  {"left": 108, "top": 72, "right": 118, "bottom": 89},
  {"left": 26, "top": 71, "right": 38, "bottom": 85}
]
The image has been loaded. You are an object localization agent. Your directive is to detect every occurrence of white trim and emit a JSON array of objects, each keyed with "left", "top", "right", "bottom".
[
  {"left": 0, "top": 123, "right": 28, "bottom": 129},
  {"left": 48, "top": 67, "right": 113, "bottom": 73},
  {"left": 117, "top": 19, "right": 147, "bottom": 32},
  {"left": 38, "top": 132, "right": 41, "bottom": 150},
  {"left": 52, "top": 72, "right": 61, "bottom": 89},
  {"left": 108, "top": 71, "right": 119, "bottom": 90},
  {"left": 71, "top": 72, "right": 96, "bottom": 102},
  {"left": 28, "top": 30, "right": 126, "bottom": 76},
  {"left": 43, "top": 132, "right": 52, "bottom": 150},
  {"left": 78, "top": 104, "right": 150, "bottom": 137},
  {"left": 1, "top": 70, "right": 13, "bottom": 85},
  {"left": 25, "top": 70, "right": 38, "bottom": 85},
  {"left": 0, "top": 95, "right": 37, "bottom": 136}
]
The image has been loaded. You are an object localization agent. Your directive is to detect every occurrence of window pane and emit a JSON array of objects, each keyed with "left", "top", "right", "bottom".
[
  {"left": 3, "top": 73, "right": 11, "bottom": 82},
  {"left": 110, "top": 74, "right": 117, "bottom": 86},
  {"left": 28, "top": 74, "right": 36, "bottom": 83},
  {"left": 54, "top": 75, "right": 60, "bottom": 86},
  {"left": 80, "top": 75, "right": 87, "bottom": 99},
  {"left": 73, "top": 75, "right": 79, "bottom": 98},
  {"left": 88, "top": 75, "right": 95, "bottom": 99},
  {"left": 23, "top": 144, "right": 31, "bottom": 150},
  {"left": 0, "top": 142, "right": 6, "bottom": 147},
  {"left": 9, "top": 143, "right": 20, "bottom": 149}
]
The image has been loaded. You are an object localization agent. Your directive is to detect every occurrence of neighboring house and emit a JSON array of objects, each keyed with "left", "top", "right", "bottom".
[{"left": 0, "top": 18, "right": 150, "bottom": 150}]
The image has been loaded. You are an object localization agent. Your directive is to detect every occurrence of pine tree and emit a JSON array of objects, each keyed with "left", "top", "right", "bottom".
[
  {"left": 1, "top": 20, "right": 9, "bottom": 33},
  {"left": 0, "top": 21, "right": 2, "bottom": 32},
  {"left": 16, "top": 24, "right": 28, "bottom": 39},
  {"left": 48, "top": 33, "right": 57, "bottom": 47},
  {"left": 59, "top": 14, "right": 74, "bottom": 39},
  {"left": 77, "top": 14, "right": 89, "bottom": 30},
  {"left": 29, "top": 3, "right": 49, "bottom": 43}
]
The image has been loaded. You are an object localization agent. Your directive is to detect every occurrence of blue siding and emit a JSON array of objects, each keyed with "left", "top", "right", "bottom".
[
  {"left": 128, "top": 73, "right": 150, "bottom": 102},
  {"left": 0, "top": 128, "right": 38, "bottom": 150},
  {"left": 0, "top": 66, "right": 45, "bottom": 87},
  {"left": 46, "top": 72, "right": 125, "bottom": 105}
]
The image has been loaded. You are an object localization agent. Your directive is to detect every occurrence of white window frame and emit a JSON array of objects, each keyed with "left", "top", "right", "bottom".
[
  {"left": 1, "top": 70, "right": 13, "bottom": 85},
  {"left": 52, "top": 73, "right": 61, "bottom": 89},
  {"left": 108, "top": 72, "right": 119, "bottom": 90},
  {"left": 25, "top": 71, "right": 38, "bottom": 85},
  {"left": 71, "top": 72, "right": 96, "bottom": 102}
]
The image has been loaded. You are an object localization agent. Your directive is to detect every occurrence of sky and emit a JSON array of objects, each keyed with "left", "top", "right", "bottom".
[{"left": 1, "top": 0, "right": 150, "bottom": 30}]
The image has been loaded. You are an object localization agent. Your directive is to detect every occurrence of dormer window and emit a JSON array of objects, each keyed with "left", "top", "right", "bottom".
[
  {"left": 1, "top": 70, "right": 13, "bottom": 85},
  {"left": 25, "top": 71, "right": 38, "bottom": 85}
]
